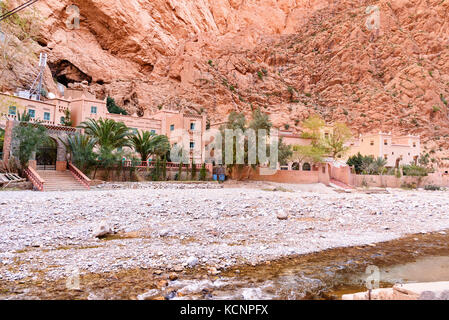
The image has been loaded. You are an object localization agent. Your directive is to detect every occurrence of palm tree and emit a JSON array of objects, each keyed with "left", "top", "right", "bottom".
[
  {"left": 151, "top": 135, "right": 170, "bottom": 160},
  {"left": 373, "top": 156, "right": 387, "bottom": 173},
  {"left": 60, "top": 133, "right": 97, "bottom": 173},
  {"left": 129, "top": 131, "right": 171, "bottom": 162},
  {"left": 129, "top": 130, "right": 156, "bottom": 162},
  {"left": 79, "top": 118, "right": 131, "bottom": 150}
]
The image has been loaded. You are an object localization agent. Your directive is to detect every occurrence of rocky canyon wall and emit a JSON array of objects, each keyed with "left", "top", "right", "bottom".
[{"left": 1, "top": 0, "right": 449, "bottom": 156}]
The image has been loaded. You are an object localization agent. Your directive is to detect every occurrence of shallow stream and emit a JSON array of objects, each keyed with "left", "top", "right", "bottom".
[{"left": 2, "top": 230, "right": 449, "bottom": 300}]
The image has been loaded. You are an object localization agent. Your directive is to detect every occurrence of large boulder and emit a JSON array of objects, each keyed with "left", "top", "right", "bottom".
[{"left": 92, "top": 220, "right": 112, "bottom": 238}]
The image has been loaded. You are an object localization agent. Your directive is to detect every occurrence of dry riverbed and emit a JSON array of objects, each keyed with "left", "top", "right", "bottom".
[{"left": 1, "top": 182, "right": 449, "bottom": 299}]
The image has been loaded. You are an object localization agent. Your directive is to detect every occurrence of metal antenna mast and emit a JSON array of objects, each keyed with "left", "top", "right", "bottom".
[
  {"left": 0, "top": 0, "right": 44, "bottom": 100},
  {"left": 28, "top": 52, "right": 47, "bottom": 100}
]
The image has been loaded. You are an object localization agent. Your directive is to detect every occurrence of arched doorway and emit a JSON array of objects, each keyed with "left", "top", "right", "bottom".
[
  {"left": 302, "top": 162, "right": 311, "bottom": 171},
  {"left": 36, "top": 138, "right": 57, "bottom": 170},
  {"left": 292, "top": 162, "right": 300, "bottom": 171}
]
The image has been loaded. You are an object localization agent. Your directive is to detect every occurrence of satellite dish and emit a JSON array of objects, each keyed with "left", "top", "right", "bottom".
[{"left": 47, "top": 92, "right": 56, "bottom": 99}]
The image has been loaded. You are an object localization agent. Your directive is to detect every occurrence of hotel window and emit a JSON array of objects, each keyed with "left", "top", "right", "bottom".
[
  {"left": 370, "top": 140, "right": 374, "bottom": 146},
  {"left": 413, "top": 143, "right": 416, "bottom": 147},
  {"left": 384, "top": 154, "right": 388, "bottom": 160},
  {"left": 44, "top": 112, "right": 50, "bottom": 121},
  {"left": 190, "top": 142, "right": 195, "bottom": 149},
  {"left": 392, "top": 152, "right": 394, "bottom": 155},
  {"left": 91, "top": 106, "right": 97, "bottom": 114},
  {"left": 170, "top": 124, "right": 175, "bottom": 131},
  {"left": 190, "top": 123, "right": 196, "bottom": 130},
  {"left": 28, "top": 109, "right": 35, "bottom": 118},
  {"left": 8, "top": 106, "right": 16, "bottom": 115},
  {"left": 150, "top": 130, "right": 156, "bottom": 134},
  {"left": 384, "top": 140, "right": 388, "bottom": 145}
]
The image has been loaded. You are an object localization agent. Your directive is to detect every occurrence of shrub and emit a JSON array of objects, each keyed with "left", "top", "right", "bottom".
[
  {"left": 402, "top": 164, "right": 428, "bottom": 176},
  {"left": 199, "top": 163, "right": 207, "bottom": 181},
  {"left": 401, "top": 182, "right": 417, "bottom": 190},
  {"left": 191, "top": 159, "right": 197, "bottom": 180},
  {"left": 106, "top": 97, "right": 128, "bottom": 115}
]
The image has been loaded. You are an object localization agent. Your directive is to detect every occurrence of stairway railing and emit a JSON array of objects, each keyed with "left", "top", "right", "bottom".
[
  {"left": 68, "top": 163, "right": 91, "bottom": 190},
  {"left": 24, "top": 166, "right": 45, "bottom": 191}
]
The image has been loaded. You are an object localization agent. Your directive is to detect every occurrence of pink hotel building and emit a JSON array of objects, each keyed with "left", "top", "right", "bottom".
[{"left": 1, "top": 88, "right": 207, "bottom": 168}]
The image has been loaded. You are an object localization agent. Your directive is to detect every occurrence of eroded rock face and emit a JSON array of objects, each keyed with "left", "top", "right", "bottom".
[{"left": 1, "top": 0, "right": 449, "bottom": 156}]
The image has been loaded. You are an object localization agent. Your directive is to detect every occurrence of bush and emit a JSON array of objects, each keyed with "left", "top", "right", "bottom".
[
  {"left": 402, "top": 164, "right": 428, "bottom": 176},
  {"left": 347, "top": 153, "right": 373, "bottom": 174},
  {"left": 401, "top": 182, "right": 417, "bottom": 189},
  {"left": 106, "top": 97, "right": 128, "bottom": 115}
]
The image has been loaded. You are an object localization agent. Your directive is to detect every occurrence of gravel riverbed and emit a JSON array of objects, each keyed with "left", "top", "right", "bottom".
[{"left": 1, "top": 182, "right": 449, "bottom": 283}]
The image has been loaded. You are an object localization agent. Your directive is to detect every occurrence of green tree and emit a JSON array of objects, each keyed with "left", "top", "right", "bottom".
[
  {"left": 300, "top": 115, "right": 325, "bottom": 142},
  {"left": 60, "top": 133, "right": 97, "bottom": 174},
  {"left": 12, "top": 122, "right": 49, "bottom": 170},
  {"left": 129, "top": 130, "right": 156, "bottom": 162},
  {"left": 248, "top": 108, "right": 272, "bottom": 133},
  {"left": 79, "top": 118, "right": 130, "bottom": 177},
  {"left": 162, "top": 158, "right": 167, "bottom": 180},
  {"left": 277, "top": 138, "right": 293, "bottom": 166},
  {"left": 291, "top": 144, "right": 326, "bottom": 165},
  {"left": 106, "top": 97, "right": 128, "bottom": 115},
  {"left": 151, "top": 135, "right": 170, "bottom": 160},
  {"left": 321, "top": 122, "right": 352, "bottom": 158},
  {"left": 347, "top": 152, "right": 364, "bottom": 174},
  {"left": 177, "top": 162, "right": 183, "bottom": 181},
  {"left": 199, "top": 163, "right": 207, "bottom": 181},
  {"left": 191, "top": 158, "right": 197, "bottom": 180},
  {"left": 79, "top": 118, "right": 131, "bottom": 150},
  {"left": 151, "top": 157, "right": 162, "bottom": 181}
]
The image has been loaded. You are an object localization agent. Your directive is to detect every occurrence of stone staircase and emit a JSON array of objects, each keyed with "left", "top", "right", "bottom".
[
  {"left": 329, "top": 179, "right": 354, "bottom": 192},
  {"left": 37, "top": 170, "right": 88, "bottom": 191}
]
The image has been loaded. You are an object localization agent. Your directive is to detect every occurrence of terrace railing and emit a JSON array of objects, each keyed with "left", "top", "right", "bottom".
[
  {"left": 122, "top": 161, "right": 213, "bottom": 172},
  {"left": 24, "top": 166, "right": 45, "bottom": 191},
  {"left": 68, "top": 162, "right": 91, "bottom": 190}
]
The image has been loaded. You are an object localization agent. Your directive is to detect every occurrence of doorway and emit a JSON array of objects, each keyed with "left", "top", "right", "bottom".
[{"left": 36, "top": 138, "right": 57, "bottom": 170}]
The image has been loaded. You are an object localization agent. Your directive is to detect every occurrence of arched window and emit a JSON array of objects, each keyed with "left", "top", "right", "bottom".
[
  {"left": 292, "top": 162, "right": 300, "bottom": 171},
  {"left": 302, "top": 163, "right": 311, "bottom": 171}
]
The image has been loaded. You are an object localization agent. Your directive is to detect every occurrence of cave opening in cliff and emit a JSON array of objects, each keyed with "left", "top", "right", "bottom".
[{"left": 48, "top": 60, "right": 92, "bottom": 87}]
